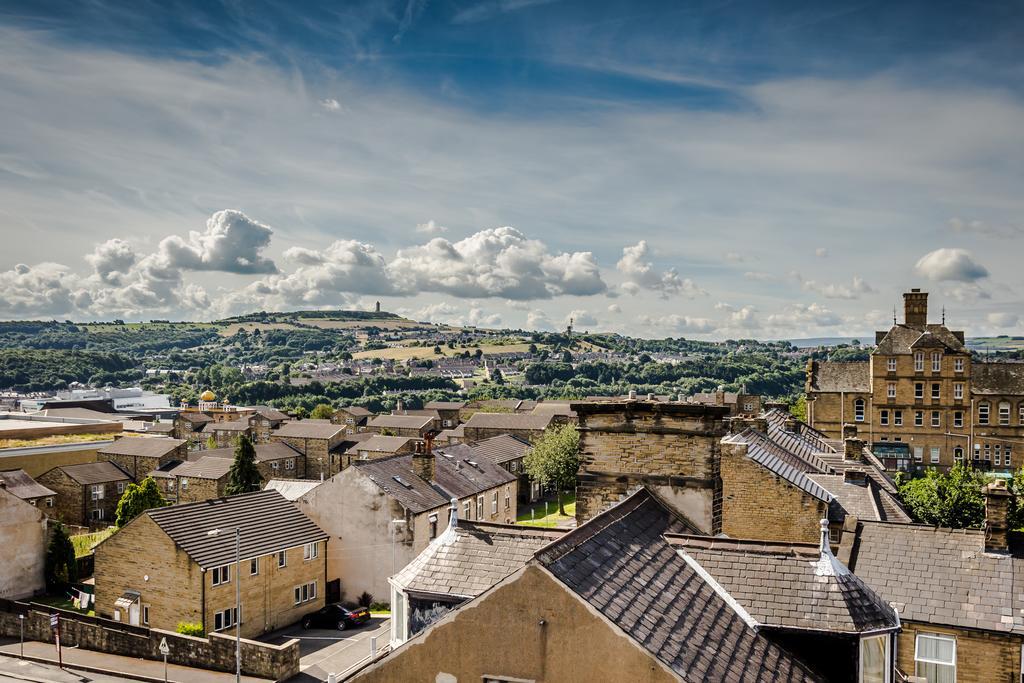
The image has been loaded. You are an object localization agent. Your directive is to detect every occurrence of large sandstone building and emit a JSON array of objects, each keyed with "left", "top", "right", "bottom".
[{"left": 806, "top": 289, "right": 1024, "bottom": 472}]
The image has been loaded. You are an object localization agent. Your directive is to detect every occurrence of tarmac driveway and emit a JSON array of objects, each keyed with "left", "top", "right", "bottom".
[{"left": 262, "top": 617, "right": 390, "bottom": 682}]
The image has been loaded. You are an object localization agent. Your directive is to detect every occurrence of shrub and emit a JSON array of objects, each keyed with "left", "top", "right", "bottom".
[
  {"left": 368, "top": 601, "right": 390, "bottom": 612},
  {"left": 176, "top": 621, "right": 204, "bottom": 637},
  {"left": 357, "top": 591, "right": 374, "bottom": 607}
]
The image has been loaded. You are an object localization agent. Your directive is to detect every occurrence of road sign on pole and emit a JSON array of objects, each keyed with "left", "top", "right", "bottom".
[{"left": 159, "top": 637, "right": 170, "bottom": 682}]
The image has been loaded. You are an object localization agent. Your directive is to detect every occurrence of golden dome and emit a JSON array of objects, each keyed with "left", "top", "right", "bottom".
[{"left": 199, "top": 390, "right": 216, "bottom": 402}]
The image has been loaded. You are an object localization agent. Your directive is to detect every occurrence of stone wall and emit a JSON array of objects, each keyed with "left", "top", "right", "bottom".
[
  {"left": 719, "top": 440, "right": 826, "bottom": 544},
  {"left": 461, "top": 426, "right": 545, "bottom": 444},
  {"left": 895, "top": 620, "right": 1023, "bottom": 683},
  {"left": 0, "top": 488, "right": 46, "bottom": 600},
  {"left": 37, "top": 468, "right": 126, "bottom": 527},
  {"left": 174, "top": 474, "right": 226, "bottom": 503},
  {"left": 0, "top": 601, "right": 299, "bottom": 681}
]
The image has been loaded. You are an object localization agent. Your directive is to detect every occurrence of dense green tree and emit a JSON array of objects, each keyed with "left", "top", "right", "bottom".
[
  {"left": 225, "top": 435, "right": 262, "bottom": 495},
  {"left": 524, "top": 423, "right": 581, "bottom": 515},
  {"left": 898, "top": 464, "right": 986, "bottom": 528},
  {"left": 115, "top": 477, "right": 168, "bottom": 527},
  {"left": 789, "top": 395, "right": 807, "bottom": 422},
  {"left": 310, "top": 403, "right": 336, "bottom": 420},
  {"left": 45, "top": 522, "right": 78, "bottom": 591}
]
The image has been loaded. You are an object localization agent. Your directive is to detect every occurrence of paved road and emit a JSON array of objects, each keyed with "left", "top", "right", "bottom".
[
  {"left": 262, "top": 617, "right": 390, "bottom": 682},
  {"left": 0, "top": 656, "right": 138, "bottom": 682}
]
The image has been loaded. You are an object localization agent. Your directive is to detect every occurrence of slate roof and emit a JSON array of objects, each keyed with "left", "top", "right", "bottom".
[
  {"left": 57, "top": 461, "right": 130, "bottom": 485},
  {"left": 170, "top": 456, "right": 233, "bottom": 480},
  {"left": 355, "top": 448, "right": 516, "bottom": 514},
  {"left": 807, "top": 361, "right": 870, "bottom": 393},
  {"left": 337, "top": 406, "right": 372, "bottom": 417},
  {"left": 461, "top": 412, "right": 554, "bottom": 431},
  {"left": 367, "top": 414, "right": 436, "bottom": 430},
  {"left": 725, "top": 429, "right": 833, "bottom": 503},
  {"left": 146, "top": 489, "right": 327, "bottom": 569},
  {"left": 764, "top": 408, "right": 834, "bottom": 454},
  {"left": 210, "top": 419, "right": 252, "bottom": 432},
  {"left": 199, "top": 441, "right": 303, "bottom": 462},
  {"left": 247, "top": 406, "right": 290, "bottom": 422},
  {"left": 393, "top": 521, "right": 563, "bottom": 599},
  {"left": 98, "top": 437, "right": 185, "bottom": 458},
  {"left": 273, "top": 421, "right": 346, "bottom": 440},
  {"left": 971, "top": 362, "right": 1024, "bottom": 396},
  {"left": 145, "top": 422, "right": 176, "bottom": 434},
  {"left": 0, "top": 469, "right": 55, "bottom": 499},
  {"left": 845, "top": 520, "right": 1024, "bottom": 634},
  {"left": 424, "top": 401, "right": 466, "bottom": 411},
  {"left": 535, "top": 489, "right": 824, "bottom": 682},
  {"left": 874, "top": 324, "right": 966, "bottom": 355},
  {"left": 467, "top": 434, "right": 530, "bottom": 465},
  {"left": 530, "top": 402, "right": 576, "bottom": 417},
  {"left": 264, "top": 479, "right": 322, "bottom": 501},
  {"left": 348, "top": 435, "right": 413, "bottom": 454},
  {"left": 179, "top": 413, "right": 214, "bottom": 424},
  {"left": 805, "top": 474, "right": 910, "bottom": 523},
  {"left": 667, "top": 535, "right": 898, "bottom": 634}
]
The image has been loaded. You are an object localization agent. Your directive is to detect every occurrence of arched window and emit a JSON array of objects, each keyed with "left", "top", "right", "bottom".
[
  {"left": 978, "top": 401, "right": 990, "bottom": 425},
  {"left": 854, "top": 398, "right": 865, "bottom": 422}
]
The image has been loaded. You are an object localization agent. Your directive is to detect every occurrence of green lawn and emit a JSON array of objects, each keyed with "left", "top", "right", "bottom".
[
  {"left": 516, "top": 494, "right": 576, "bottom": 528},
  {"left": 71, "top": 527, "right": 117, "bottom": 558},
  {"left": 34, "top": 593, "right": 94, "bottom": 616}
]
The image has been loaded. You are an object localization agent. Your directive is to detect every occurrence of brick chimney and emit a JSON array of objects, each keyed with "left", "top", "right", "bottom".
[
  {"left": 783, "top": 417, "right": 800, "bottom": 434},
  {"left": 728, "top": 416, "right": 768, "bottom": 434},
  {"left": 844, "top": 437, "right": 863, "bottom": 462},
  {"left": 715, "top": 386, "right": 726, "bottom": 406},
  {"left": 984, "top": 480, "right": 1012, "bottom": 553},
  {"left": 413, "top": 433, "right": 435, "bottom": 483},
  {"left": 842, "top": 423, "right": 858, "bottom": 441},
  {"left": 903, "top": 289, "right": 929, "bottom": 327}
]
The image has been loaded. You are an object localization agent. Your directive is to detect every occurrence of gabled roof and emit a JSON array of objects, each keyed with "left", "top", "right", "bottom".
[
  {"left": 807, "top": 361, "right": 870, "bottom": 393},
  {"left": 146, "top": 489, "right": 327, "bottom": 569},
  {"left": 348, "top": 435, "right": 413, "bottom": 454},
  {"left": 424, "top": 401, "right": 466, "bottom": 411},
  {"left": 0, "top": 469, "right": 55, "bottom": 499},
  {"left": 367, "top": 414, "right": 436, "bottom": 430},
  {"left": 337, "top": 406, "right": 372, "bottom": 417},
  {"left": 178, "top": 413, "right": 214, "bottom": 424},
  {"left": 467, "top": 433, "right": 530, "bottom": 465},
  {"left": 145, "top": 422, "right": 176, "bottom": 434},
  {"left": 264, "top": 479, "right": 322, "bottom": 501},
  {"left": 200, "top": 441, "right": 302, "bottom": 462},
  {"left": 845, "top": 521, "right": 1024, "bottom": 634},
  {"left": 764, "top": 408, "right": 834, "bottom": 454},
  {"left": 393, "top": 521, "right": 563, "bottom": 599},
  {"left": 667, "top": 535, "right": 898, "bottom": 634},
  {"left": 209, "top": 419, "right": 251, "bottom": 432},
  {"left": 247, "top": 406, "right": 290, "bottom": 422},
  {"left": 874, "top": 323, "right": 966, "bottom": 355},
  {"left": 98, "top": 437, "right": 185, "bottom": 458},
  {"left": 535, "top": 489, "right": 824, "bottom": 682},
  {"left": 169, "top": 456, "right": 232, "bottom": 480},
  {"left": 971, "top": 362, "right": 1024, "bottom": 396},
  {"left": 805, "top": 473, "right": 910, "bottom": 523},
  {"left": 273, "top": 421, "right": 346, "bottom": 440},
  {"left": 725, "top": 429, "right": 833, "bottom": 503},
  {"left": 434, "top": 444, "right": 517, "bottom": 502},
  {"left": 462, "top": 412, "right": 554, "bottom": 431},
  {"left": 54, "top": 461, "right": 130, "bottom": 485}
]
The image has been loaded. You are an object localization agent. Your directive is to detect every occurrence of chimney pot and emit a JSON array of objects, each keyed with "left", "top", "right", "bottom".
[
  {"left": 842, "top": 423, "right": 858, "bottom": 440},
  {"left": 843, "top": 468, "right": 868, "bottom": 486},
  {"left": 628, "top": 389, "right": 637, "bottom": 400}
]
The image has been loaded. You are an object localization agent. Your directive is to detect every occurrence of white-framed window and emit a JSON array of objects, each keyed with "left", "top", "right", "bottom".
[
  {"left": 985, "top": 443, "right": 991, "bottom": 461},
  {"left": 303, "top": 542, "right": 318, "bottom": 560},
  {"left": 979, "top": 402, "right": 990, "bottom": 425},
  {"left": 954, "top": 357, "right": 964, "bottom": 372},
  {"left": 180, "top": 478, "right": 189, "bottom": 490},
  {"left": 463, "top": 500, "right": 471, "bottom": 520},
  {"left": 953, "top": 383, "right": 963, "bottom": 400},
  {"left": 743, "top": 401, "right": 754, "bottom": 411},
  {"left": 932, "top": 383, "right": 940, "bottom": 400},
  {"left": 887, "top": 383, "right": 896, "bottom": 399},
  {"left": 914, "top": 447, "right": 924, "bottom": 463},
  {"left": 45, "top": 497, "right": 54, "bottom": 507},
  {"left": 477, "top": 495, "right": 484, "bottom": 519},
  {"left": 931, "top": 353, "right": 942, "bottom": 372},
  {"left": 212, "top": 565, "right": 230, "bottom": 586},
  {"left": 509, "top": 461, "right": 518, "bottom": 473},
  {"left": 142, "top": 604, "right": 150, "bottom": 625},
  {"left": 914, "top": 352, "right": 924, "bottom": 372},
  {"left": 854, "top": 399, "right": 865, "bottom": 422},
  {"left": 250, "top": 558, "right": 259, "bottom": 576},
  {"left": 278, "top": 550, "right": 287, "bottom": 568},
  {"left": 914, "top": 411, "right": 923, "bottom": 427},
  {"left": 214, "top": 607, "right": 238, "bottom": 631},
  {"left": 915, "top": 383, "right": 924, "bottom": 400},
  {"left": 91, "top": 484, "right": 104, "bottom": 501},
  {"left": 915, "top": 633, "right": 955, "bottom": 683},
  {"left": 491, "top": 491, "right": 498, "bottom": 515},
  {"left": 894, "top": 411, "right": 903, "bottom": 427},
  {"left": 1006, "top": 447, "right": 1012, "bottom": 467},
  {"left": 887, "top": 357, "right": 897, "bottom": 372},
  {"left": 117, "top": 482, "right": 126, "bottom": 495},
  {"left": 505, "top": 485, "right": 511, "bottom": 510},
  {"left": 294, "top": 581, "right": 318, "bottom": 604},
  {"left": 90, "top": 508, "right": 104, "bottom": 521},
  {"left": 932, "top": 411, "right": 940, "bottom": 428},
  {"left": 954, "top": 411, "right": 963, "bottom": 428},
  {"left": 880, "top": 410, "right": 889, "bottom": 426},
  {"left": 930, "top": 447, "right": 940, "bottom": 464},
  {"left": 859, "top": 634, "right": 890, "bottom": 683},
  {"left": 995, "top": 448, "right": 1002, "bottom": 467},
  {"left": 285, "top": 458, "right": 294, "bottom": 470},
  {"left": 999, "top": 402, "right": 1011, "bottom": 425}
]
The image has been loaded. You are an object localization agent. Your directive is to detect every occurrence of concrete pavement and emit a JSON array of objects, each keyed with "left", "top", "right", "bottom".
[
  {"left": 0, "top": 656, "right": 141, "bottom": 682},
  {"left": 260, "top": 617, "right": 390, "bottom": 682}
]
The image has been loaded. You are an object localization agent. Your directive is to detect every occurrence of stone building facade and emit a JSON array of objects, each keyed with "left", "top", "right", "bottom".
[
  {"left": 96, "top": 437, "right": 187, "bottom": 481},
  {"left": 270, "top": 423, "right": 347, "bottom": 477},
  {"left": 806, "top": 288, "right": 1024, "bottom": 471},
  {"left": 0, "top": 486, "right": 47, "bottom": 599},
  {"left": 37, "top": 461, "right": 130, "bottom": 527}
]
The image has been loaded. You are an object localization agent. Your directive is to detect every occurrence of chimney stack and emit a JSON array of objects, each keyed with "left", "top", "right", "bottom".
[
  {"left": 448, "top": 497, "right": 459, "bottom": 529},
  {"left": 903, "top": 289, "right": 929, "bottom": 327},
  {"left": 395, "top": 399, "right": 404, "bottom": 414},
  {"left": 413, "top": 433, "right": 435, "bottom": 483},
  {"left": 627, "top": 389, "right": 637, "bottom": 400},
  {"left": 783, "top": 417, "right": 800, "bottom": 434},
  {"left": 715, "top": 386, "right": 725, "bottom": 406},
  {"left": 984, "top": 480, "right": 1012, "bottom": 553},
  {"left": 842, "top": 423, "right": 857, "bottom": 441},
  {"left": 844, "top": 437, "right": 864, "bottom": 462}
]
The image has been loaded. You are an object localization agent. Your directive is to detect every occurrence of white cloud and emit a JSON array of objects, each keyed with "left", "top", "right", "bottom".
[
  {"left": 526, "top": 309, "right": 555, "bottom": 331},
  {"left": 415, "top": 220, "right": 447, "bottom": 235},
  {"left": 607, "top": 303, "right": 622, "bottom": 314},
  {"left": 815, "top": 248, "right": 828, "bottom": 258},
  {"left": 944, "top": 282, "right": 992, "bottom": 303},
  {"left": 715, "top": 302, "right": 760, "bottom": 330},
  {"left": 86, "top": 239, "right": 137, "bottom": 286},
  {"left": 915, "top": 248, "right": 989, "bottom": 282},
  {"left": 744, "top": 271, "right": 778, "bottom": 282},
  {"left": 617, "top": 241, "right": 705, "bottom": 299},
  {"left": 725, "top": 252, "right": 744, "bottom": 263},
  {"left": 986, "top": 312, "right": 1020, "bottom": 328},
  {"left": 158, "top": 210, "right": 278, "bottom": 275},
  {"left": 319, "top": 98, "right": 342, "bottom": 112},
  {"left": 765, "top": 303, "right": 842, "bottom": 329},
  {"left": 640, "top": 314, "right": 717, "bottom": 334},
  {"left": 0, "top": 263, "right": 89, "bottom": 318},
  {"left": 566, "top": 310, "right": 598, "bottom": 328},
  {"left": 796, "top": 274, "right": 874, "bottom": 299},
  {"left": 413, "top": 302, "right": 502, "bottom": 327}
]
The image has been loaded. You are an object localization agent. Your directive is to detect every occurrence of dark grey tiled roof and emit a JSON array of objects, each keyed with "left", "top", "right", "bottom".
[
  {"left": 467, "top": 434, "right": 530, "bottom": 464},
  {"left": 536, "top": 490, "right": 824, "bottom": 682},
  {"left": 668, "top": 536, "right": 898, "bottom": 634},
  {"left": 808, "top": 361, "right": 870, "bottom": 393},
  {"left": 805, "top": 474, "right": 910, "bottom": 524},
  {"left": 200, "top": 442, "right": 302, "bottom": 462},
  {"left": 146, "top": 489, "right": 327, "bottom": 568},
  {"left": 462, "top": 412, "right": 554, "bottom": 431},
  {"left": 874, "top": 324, "right": 966, "bottom": 355},
  {"left": 169, "top": 456, "right": 232, "bottom": 479},
  {"left": 145, "top": 422, "right": 176, "bottom": 434},
  {"left": 367, "top": 414, "right": 435, "bottom": 430},
  {"left": 98, "top": 437, "right": 185, "bottom": 458},
  {"left": 58, "top": 461, "right": 130, "bottom": 485},
  {"left": 846, "top": 521, "right": 1024, "bottom": 633},
  {"left": 348, "top": 435, "right": 412, "bottom": 454},
  {"left": 972, "top": 362, "right": 1024, "bottom": 396},
  {"left": 764, "top": 408, "right": 834, "bottom": 454},
  {"left": 210, "top": 419, "right": 251, "bottom": 432},
  {"left": 0, "top": 469, "right": 55, "bottom": 499},
  {"left": 424, "top": 401, "right": 466, "bottom": 410},
  {"left": 273, "top": 422, "right": 346, "bottom": 440},
  {"left": 726, "top": 429, "right": 833, "bottom": 503},
  {"left": 393, "top": 521, "right": 563, "bottom": 599},
  {"left": 247, "top": 406, "right": 290, "bottom": 421}
]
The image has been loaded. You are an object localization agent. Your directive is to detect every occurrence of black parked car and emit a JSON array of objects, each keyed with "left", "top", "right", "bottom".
[{"left": 301, "top": 603, "right": 371, "bottom": 631}]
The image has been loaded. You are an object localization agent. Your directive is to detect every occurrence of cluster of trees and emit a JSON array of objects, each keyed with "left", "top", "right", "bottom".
[
  {"left": 524, "top": 423, "right": 580, "bottom": 516},
  {"left": 897, "top": 465, "right": 1024, "bottom": 530},
  {"left": 0, "top": 349, "right": 141, "bottom": 391}
]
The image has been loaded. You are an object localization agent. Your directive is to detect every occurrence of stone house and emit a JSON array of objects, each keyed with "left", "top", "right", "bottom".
[
  {"left": 806, "top": 288, "right": 1024, "bottom": 472},
  {"left": 341, "top": 435, "right": 415, "bottom": 470},
  {"left": 297, "top": 443, "right": 517, "bottom": 603},
  {"left": 93, "top": 489, "right": 327, "bottom": 638},
  {"left": 466, "top": 433, "right": 538, "bottom": 503},
  {"left": 170, "top": 456, "right": 233, "bottom": 503},
  {"left": 365, "top": 414, "right": 440, "bottom": 439},
  {"left": 840, "top": 481, "right": 1024, "bottom": 683},
  {"left": 245, "top": 406, "right": 290, "bottom": 443},
  {"left": 423, "top": 401, "right": 465, "bottom": 429},
  {"left": 460, "top": 412, "right": 556, "bottom": 444},
  {"left": 96, "top": 437, "right": 188, "bottom": 481},
  {"left": 37, "top": 461, "right": 131, "bottom": 527},
  {"left": 351, "top": 488, "right": 899, "bottom": 683},
  {"left": 200, "top": 442, "right": 306, "bottom": 483},
  {"left": 0, "top": 468, "right": 56, "bottom": 509},
  {"left": 207, "top": 419, "right": 253, "bottom": 448},
  {"left": 331, "top": 406, "right": 372, "bottom": 431},
  {"left": 172, "top": 412, "right": 214, "bottom": 443},
  {"left": 690, "top": 389, "right": 763, "bottom": 416},
  {"left": 270, "top": 422, "right": 347, "bottom": 478},
  {"left": 0, "top": 485, "right": 47, "bottom": 600}
]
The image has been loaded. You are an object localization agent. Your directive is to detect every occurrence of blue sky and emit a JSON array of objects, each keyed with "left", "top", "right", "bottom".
[{"left": 1, "top": 0, "right": 1022, "bottom": 337}]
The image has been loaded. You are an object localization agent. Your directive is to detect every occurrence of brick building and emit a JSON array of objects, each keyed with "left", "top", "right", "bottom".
[
  {"left": 341, "top": 434, "right": 415, "bottom": 469},
  {"left": 464, "top": 433, "right": 538, "bottom": 503},
  {"left": 423, "top": 401, "right": 465, "bottom": 428},
  {"left": 37, "top": 460, "right": 131, "bottom": 527},
  {"left": 806, "top": 288, "right": 1024, "bottom": 472},
  {"left": 200, "top": 441, "right": 306, "bottom": 483},
  {"left": 0, "top": 485, "right": 47, "bottom": 600},
  {"left": 93, "top": 489, "right": 327, "bottom": 638},
  {"left": 96, "top": 437, "right": 187, "bottom": 481}
]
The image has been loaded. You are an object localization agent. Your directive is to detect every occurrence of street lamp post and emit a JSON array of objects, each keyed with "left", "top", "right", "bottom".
[
  {"left": 18, "top": 613, "right": 24, "bottom": 658},
  {"left": 208, "top": 527, "right": 241, "bottom": 683}
]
